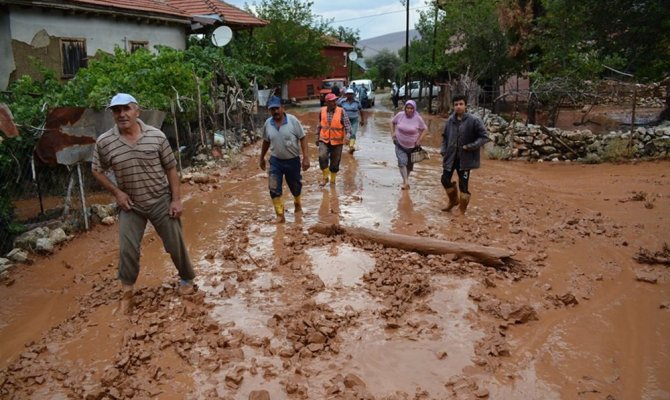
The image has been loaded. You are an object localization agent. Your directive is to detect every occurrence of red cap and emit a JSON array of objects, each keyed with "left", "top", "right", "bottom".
[{"left": 325, "top": 93, "right": 337, "bottom": 102}]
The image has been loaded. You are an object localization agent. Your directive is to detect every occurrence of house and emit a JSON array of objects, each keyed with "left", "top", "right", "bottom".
[
  {"left": 0, "top": 0, "right": 266, "bottom": 90},
  {"left": 286, "top": 37, "right": 353, "bottom": 100}
]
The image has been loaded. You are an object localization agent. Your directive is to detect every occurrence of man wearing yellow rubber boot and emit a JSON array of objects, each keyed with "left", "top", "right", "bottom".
[
  {"left": 316, "top": 93, "right": 352, "bottom": 186},
  {"left": 259, "top": 96, "right": 310, "bottom": 223},
  {"left": 337, "top": 88, "right": 365, "bottom": 154}
]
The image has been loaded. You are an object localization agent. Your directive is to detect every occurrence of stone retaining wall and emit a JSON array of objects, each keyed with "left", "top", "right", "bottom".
[{"left": 473, "top": 109, "right": 670, "bottom": 162}]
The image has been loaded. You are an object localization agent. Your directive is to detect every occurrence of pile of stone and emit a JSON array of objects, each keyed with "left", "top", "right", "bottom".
[
  {"left": 476, "top": 109, "right": 670, "bottom": 162},
  {"left": 1, "top": 225, "right": 71, "bottom": 273},
  {"left": 595, "top": 80, "right": 667, "bottom": 107}
]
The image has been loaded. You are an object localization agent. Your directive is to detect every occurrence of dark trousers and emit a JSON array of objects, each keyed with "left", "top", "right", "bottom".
[
  {"left": 318, "top": 142, "right": 344, "bottom": 173},
  {"left": 118, "top": 194, "right": 195, "bottom": 285},
  {"left": 268, "top": 156, "right": 302, "bottom": 198},
  {"left": 441, "top": 168, "right": 470, "bottom": 194}
]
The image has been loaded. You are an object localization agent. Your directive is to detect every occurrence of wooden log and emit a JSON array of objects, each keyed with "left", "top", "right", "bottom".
[{"left": 309, "top": 223, "right": 513, "bottom": 267}]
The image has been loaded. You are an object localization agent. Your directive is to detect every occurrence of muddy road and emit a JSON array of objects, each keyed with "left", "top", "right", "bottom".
[{"left": 1, "top": 102, "right": 669, "bottom": 399}]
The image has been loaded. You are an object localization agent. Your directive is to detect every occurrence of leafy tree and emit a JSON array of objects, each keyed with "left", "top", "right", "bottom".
[
  {"left": 247, "top": 0, "right": 331, "bottom": 85},
  {"left": 534, "top": 0, "right": 669, "bottom": 82},
  {"left": 330, "top": 25, "right": 360, "bottom": 47},
  {"left": 431, "top": 0, "right": 514, "bottom": 95},
  {"left": 367, "top": 49, "right": 403, "bottom": 87}
]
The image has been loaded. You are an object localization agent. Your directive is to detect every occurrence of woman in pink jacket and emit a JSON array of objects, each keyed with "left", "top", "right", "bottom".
[{"left": 391, "top": 100, "right": 427, "bottom": 190}]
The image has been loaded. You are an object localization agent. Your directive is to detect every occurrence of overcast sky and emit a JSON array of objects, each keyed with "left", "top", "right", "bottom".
[{"left": 223, "top": 0, "right": 431, "bottom": 40}]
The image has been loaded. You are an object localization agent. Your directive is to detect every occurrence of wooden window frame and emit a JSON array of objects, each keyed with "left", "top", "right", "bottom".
[
  {"left": 60, "top": 38, "right": 88, "bottom": 78},
  {"left": 129, "top": 41, "right": 149, "bottom": 53}
]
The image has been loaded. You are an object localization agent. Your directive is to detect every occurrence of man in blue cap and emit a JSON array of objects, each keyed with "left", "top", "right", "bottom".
[
  {"left": 259, "top": 96, "right": 310, "bottom": 223},
  {"left": 92, "top": 93, "right": 196, "bottom": 313},
  {"left": 337, "top": 88, "right": 365, "bottom": 153}
]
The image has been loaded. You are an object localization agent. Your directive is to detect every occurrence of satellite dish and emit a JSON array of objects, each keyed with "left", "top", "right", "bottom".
[
  {"left": 348, "top": 52, "right": 358, "bottom": 61},
  {"left": 211, "top": 26, "right": 233, "bottom": 47}
]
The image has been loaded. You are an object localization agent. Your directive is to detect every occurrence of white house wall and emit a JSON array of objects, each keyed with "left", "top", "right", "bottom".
[
  {"left": 9, "top": 7, "right": 187, "bottom": 54},
  {"left": 1, "top": 7, "right": 188, "bottom": 89}
]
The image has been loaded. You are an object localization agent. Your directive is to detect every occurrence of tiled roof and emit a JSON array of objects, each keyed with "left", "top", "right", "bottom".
[
  {"left": 70, "top": 0, "right": 188, "bottom": 19},
  {"left": 169, "top": 0, "right": 268, "bottom": 28},
  {"left": 327, "top": 37, "right": 354, "bottom": 49}
]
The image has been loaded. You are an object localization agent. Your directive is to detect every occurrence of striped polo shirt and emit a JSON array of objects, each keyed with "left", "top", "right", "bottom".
[{"left": 92, "top": 119, "right": 176, "bottom": 208}]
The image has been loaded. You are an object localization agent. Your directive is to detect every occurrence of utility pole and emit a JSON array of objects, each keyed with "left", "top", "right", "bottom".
[
  {"left": 429, "top": 2, "right": 438, "bottom": 113},
  {"left": 404, "top": 0, "right": 410, "bottom": 102}
]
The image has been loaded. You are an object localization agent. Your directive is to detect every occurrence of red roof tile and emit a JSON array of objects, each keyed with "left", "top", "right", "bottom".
[
  {"left": 169, "top": 0, "right": 267, "bottom": 28},
  {"left": 327, "top": 37, "right": 354, "bottom": 49},
  {"left": 70, "top": 0, "right": 189, "bottom": 19}
]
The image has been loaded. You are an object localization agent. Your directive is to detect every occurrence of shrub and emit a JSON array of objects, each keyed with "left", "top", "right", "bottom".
[
  {"left": 601, "top": 138, "right": 638, "bottom": 162},
  {"left": 578, "top": 153, "right": 602, "bottom": 164},
  {"left": 486, "top": 145, "right": 511, "bottom": 160}
]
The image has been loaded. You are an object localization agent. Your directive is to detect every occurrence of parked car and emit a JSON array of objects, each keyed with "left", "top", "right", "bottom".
[
  {"left": 349, "top": 79, "right": 375, "bottom": 108},
  {"left": 320, "top": 78, "right": 348, "bottom": 105},
  {"left": 397, "top": 81, "right": 441, "bottom": 99}
]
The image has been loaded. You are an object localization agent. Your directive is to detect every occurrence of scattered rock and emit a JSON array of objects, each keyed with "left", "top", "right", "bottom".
[
  {"left": 343, "top": 373, "right": 366, "bottom": 389},
  {"left": 249, "top": 389, "right": 270, "bottom": 400},
  {"left": 35, "top": 238, "right": 54, "bottom": 254},
  {"left": 635, "top": 270, "right": 659, "bottom": 284},
  {"left": 48, "top": 228, "right": 70, "bottom": 245},
  {"left": 7, "top": 248, "right": 29, "bottom": 263}
]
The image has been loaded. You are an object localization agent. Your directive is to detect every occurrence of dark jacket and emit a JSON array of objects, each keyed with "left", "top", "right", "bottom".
[{"left": 441, "top": 112, "right": 489, "bottom": 170}]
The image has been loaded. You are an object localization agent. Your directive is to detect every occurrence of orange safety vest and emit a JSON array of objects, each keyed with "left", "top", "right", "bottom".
[{"left": 318, "top": 106, "right": 346, "bottom": 145}]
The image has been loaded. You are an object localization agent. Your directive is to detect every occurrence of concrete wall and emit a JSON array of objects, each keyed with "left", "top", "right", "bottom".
[
  {"left": 0, "top": 9, "right": 14, "bottom": 90},
  {"left": 2, "top": 7, "right": 187, "bottom": 89}
]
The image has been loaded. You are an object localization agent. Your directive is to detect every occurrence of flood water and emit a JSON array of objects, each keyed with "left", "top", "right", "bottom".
[{"left": 1, "top": 95, "right": 669, "bottom": 399}]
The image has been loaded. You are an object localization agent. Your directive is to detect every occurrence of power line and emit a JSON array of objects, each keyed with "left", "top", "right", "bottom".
[{"left": 328, "top": 5, "right": 429, "bottom": 24}]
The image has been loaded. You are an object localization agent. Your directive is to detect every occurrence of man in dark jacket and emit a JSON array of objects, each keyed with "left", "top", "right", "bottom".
[{"left": 440, "top": 94, "right": 490, "bottom": 214}]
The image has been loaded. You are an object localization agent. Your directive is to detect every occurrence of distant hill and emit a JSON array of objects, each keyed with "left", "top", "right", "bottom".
[{"left": 358, "top": 29, "right": 420, "bottom": 59}]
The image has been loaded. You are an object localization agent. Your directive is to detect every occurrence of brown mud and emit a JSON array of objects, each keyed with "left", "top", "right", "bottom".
[{"left": 1, "top": 103, "right": 669, "bottom": 399}]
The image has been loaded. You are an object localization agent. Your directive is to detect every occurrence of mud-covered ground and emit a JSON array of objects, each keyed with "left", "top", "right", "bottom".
[{"left": 1, "top": 100, "right": 669, "bottom": 399}]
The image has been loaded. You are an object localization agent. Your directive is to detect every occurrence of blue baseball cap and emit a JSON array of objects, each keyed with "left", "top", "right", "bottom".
[
  {"left": 267, "top": 96, "right": 282, "bottom": 109},
  {"left": 107, "top": 93, "right": 138, "bottom": 109}
]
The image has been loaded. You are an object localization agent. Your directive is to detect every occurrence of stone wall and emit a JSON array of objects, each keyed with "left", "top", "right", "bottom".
[{"left": 474, "top": 109, "right": 670, "bottom": 162}]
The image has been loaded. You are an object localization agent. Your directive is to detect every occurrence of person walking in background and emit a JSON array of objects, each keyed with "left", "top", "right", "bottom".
[
  {"left": 317, "top": 93, "right": 352, "bottom": 186},
  {"left": 331, "top": 82, "right": 341, "bottom": 98},
  {"left": 350, "top": 82, "right": 359, "bottom": 99},
  {"left": 359, "top": 84, "right": 369, "bottom": 108},
  {"left": 259, "top": 96, "right": 310, "bottom": 223},
  {"left": 91, "top": 93, "right": 196, "bottom": 314},
  {"left": 440, "top": 94, "right": 490, "bottom": 214},
  {"left": 391, "top": 100, "right": 427, "bottom": 190},
  {"left": 391, "top": 81, "right": 400, "bottom": 109},
  {"left": 337, "top": 88, "right": 365, "bottom": 154}
]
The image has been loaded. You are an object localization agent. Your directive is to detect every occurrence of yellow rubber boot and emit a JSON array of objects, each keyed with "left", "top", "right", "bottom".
[
  {"left": 321, "top": 168, "right": 329, "bottom": 186},
  {"left": 348, "top": 139, "right": 356, "bottom": 154},
  {"left": 271, "top": 197, "right": 285, "bottom": 223},
  {"left": 294, "top": 195, "right": 302, "bottom": 213},
  {"left": 330, "top": 171, "right": 337, "bottom": 185}
]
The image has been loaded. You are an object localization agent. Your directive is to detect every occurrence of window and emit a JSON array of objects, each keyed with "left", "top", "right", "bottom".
[
  {"left": 306, "top": 84, "right": 314, "bottom": 97},
  {"left": 60, "top": 38, "right": 87, "bottom": 77},
  {"left": 130, "top": 41, "right": 148, "bottom": 53}
]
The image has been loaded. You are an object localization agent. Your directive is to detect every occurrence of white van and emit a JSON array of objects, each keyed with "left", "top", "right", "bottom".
[
  {"left": 398, "top": 81, "right": 441, "bottom": 99},
  {"left": 349, "top": 79, "right": 375, "bottom": 108}
]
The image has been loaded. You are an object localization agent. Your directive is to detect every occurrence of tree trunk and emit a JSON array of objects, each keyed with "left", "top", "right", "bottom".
[{"left": 309, "top": 223, "right": 513, "bottom": 267}]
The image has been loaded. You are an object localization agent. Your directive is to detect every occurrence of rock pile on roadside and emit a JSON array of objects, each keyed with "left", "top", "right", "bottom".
[{"left": 475, "top": 109, "right": 670, "bottom": 161}]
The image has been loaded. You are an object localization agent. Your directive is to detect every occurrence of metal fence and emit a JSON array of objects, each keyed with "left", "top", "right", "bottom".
[{"left": 0, "top": 98, "right": 266, "bottom": 255}]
